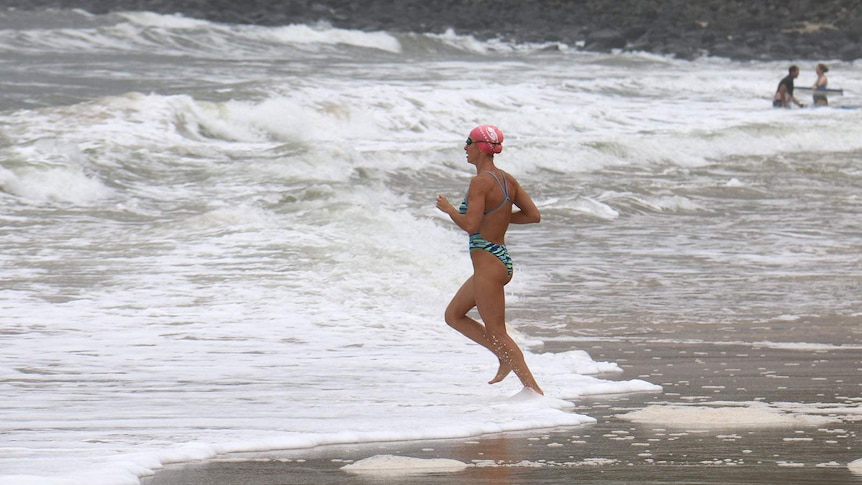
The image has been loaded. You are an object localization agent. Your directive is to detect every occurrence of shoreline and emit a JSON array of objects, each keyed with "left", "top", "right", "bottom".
[
  {"left": 143, "top": 337, "right": 862, "bottom": 485},
  {"left": 2, "top": 0, "right": 861, "bottom": 61}
]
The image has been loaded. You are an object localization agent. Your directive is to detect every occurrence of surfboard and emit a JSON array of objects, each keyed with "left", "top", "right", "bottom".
[{"left": 795, "top": 87, "right": 844, "bottom": 95}]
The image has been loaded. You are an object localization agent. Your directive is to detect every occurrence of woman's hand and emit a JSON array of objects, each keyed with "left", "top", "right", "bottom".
[{"left": 436, "top": 195, "right": 454, "bottom": 215}]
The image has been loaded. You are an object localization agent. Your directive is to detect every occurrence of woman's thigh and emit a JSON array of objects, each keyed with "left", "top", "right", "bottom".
[{"left": 470, "top": 251, "right": 511, "bottom": 330}]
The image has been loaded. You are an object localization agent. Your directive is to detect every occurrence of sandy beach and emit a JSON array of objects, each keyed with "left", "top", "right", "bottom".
[{"left": 143, "top": 319, "right": 862, "bottom": 485}]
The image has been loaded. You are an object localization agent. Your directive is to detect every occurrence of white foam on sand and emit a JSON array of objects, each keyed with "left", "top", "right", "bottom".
[
  {"left": 341, "top": 455, "right": 468, "bottom": 475},
  {"left": 473, "top": 457, "right": 619, "bottom": 468},
  {"left": 617, "top": 401, "right": 841, "bottom": 429},
  {"left": 543, "top": 336, "right": 862, "bottom": 351},
  {"left": 849, "top": 458, "right": 862, "bottom": 474}
]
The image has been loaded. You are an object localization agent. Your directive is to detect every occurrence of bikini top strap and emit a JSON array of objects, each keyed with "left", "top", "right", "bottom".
[
  {"left": 481, "top": 170, "right": 509, "bottom": 198},
  {"left": 480, "top": 170, "right": 511, "bottom": 214}
]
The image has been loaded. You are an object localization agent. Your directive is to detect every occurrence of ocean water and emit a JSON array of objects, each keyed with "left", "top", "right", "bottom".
[{"left": 1, "top": 8, "right": 861, "bottom": 485}]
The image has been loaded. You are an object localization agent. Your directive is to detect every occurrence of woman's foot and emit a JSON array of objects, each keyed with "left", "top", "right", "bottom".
[{"left": 488, "top": 361, "right": 512, "bottom": 385}]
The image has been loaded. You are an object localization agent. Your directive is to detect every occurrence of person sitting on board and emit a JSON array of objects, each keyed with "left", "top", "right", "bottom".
[
  {"left": 773, "top": 65, "right": 805, "bottom": 109},
  {"left": 812, "top": 63, "right": 829, "bottom": 106}
]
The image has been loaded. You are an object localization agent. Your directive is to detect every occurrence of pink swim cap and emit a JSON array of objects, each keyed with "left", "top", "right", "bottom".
[{"left": 469, "top": 125, "right": 504, "bottom": 155}]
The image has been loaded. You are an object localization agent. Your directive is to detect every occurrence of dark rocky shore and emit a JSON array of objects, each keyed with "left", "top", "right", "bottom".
[{"left": 3, "top": 0, "right": 861, "bottom": 60}]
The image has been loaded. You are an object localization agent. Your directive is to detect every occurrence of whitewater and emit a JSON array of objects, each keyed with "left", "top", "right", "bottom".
[{"left": 1, "top": 9, "right": 860, "bottom": 485}]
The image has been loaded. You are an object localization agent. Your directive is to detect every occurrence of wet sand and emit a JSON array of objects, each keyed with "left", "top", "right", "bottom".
[{"left": 143, "top": 333, "right": 862, "bottom": 485}]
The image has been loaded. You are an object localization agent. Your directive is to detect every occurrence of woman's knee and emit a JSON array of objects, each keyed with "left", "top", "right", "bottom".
[{"left": 444, "top": 305, "right": 463, "bottom": 327}]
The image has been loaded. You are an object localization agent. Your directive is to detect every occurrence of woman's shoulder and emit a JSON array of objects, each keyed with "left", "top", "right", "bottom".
[{"left": 501, "top": 170, "right": 521, "bottom": 187}]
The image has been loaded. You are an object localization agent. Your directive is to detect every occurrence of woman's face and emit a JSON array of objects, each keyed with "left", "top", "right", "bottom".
[{"left": 464, "top": 138, "right": 481, "bottom": 164}]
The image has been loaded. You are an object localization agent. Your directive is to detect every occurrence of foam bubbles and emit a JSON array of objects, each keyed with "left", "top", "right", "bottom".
[
  {"left": 618, "top": 402, "right": 839, "bottom": 428},
  {"left": 118, "top": 11, "right": 214, "bottom": 29},
  {"left": 342, "top": 455, "right": 468, "bottom": 475},
  {"left": 0, "top": 137, "right": 111, "bottom": 205},
  {"left": 0, "top": 164, "right": 110, "bottom": 204},
  {"left": 266, "top": 24, "right": 402, "bottom": 53},
  {"left": 569, "top": 196, "right": 620, "bottom": 219}
]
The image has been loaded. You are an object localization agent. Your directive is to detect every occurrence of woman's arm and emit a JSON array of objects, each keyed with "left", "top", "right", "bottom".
[
  {"left": 436, "top": 176, "right": 490, "bottom": 234},
  {"left": 510, "top": 180, "right": 541, "bottom": 224}
]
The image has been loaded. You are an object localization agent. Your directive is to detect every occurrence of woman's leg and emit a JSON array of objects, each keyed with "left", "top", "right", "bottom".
[
  {"left": 443, "top": 251, "right": 543, "bottom": 394},
  {"left": 444, "top": 276, "right": 494, "bottom": 351}
]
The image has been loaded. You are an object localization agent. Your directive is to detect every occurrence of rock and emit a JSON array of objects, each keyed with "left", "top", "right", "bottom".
[
  {"left": 839, "top": 43, "right": 862, "bottom": 61},
  {"left": 585, "top": 28, "right": 627, "bottom": 51}
]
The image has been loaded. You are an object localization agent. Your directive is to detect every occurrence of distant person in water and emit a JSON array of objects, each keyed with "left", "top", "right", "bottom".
[
  {"left": 435, "top": 125, "right": 543, "bottom": 395},
  {"left": 773, "top": 65, "right": 805, "bottom": 109},
  {"left": 812, "top": 63, "right": 829, "bottom": 106}
]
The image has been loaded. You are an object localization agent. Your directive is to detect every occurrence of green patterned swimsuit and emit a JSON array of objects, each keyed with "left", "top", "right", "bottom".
[{"left": 458, "top": 171, "right": 513, "bottom": 276}]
